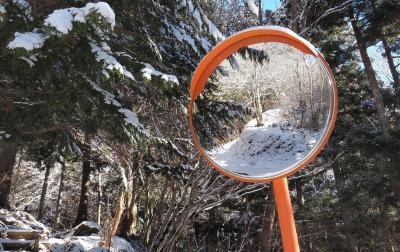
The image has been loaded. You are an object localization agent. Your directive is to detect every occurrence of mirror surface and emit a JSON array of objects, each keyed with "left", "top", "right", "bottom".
[{"left": 192, "top": 42, "right": 334, "bottom": 179}]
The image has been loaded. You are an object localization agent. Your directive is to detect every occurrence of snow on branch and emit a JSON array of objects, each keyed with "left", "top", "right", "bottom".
[
  {"left": 178, "top": 0, "right": 225, "bottom": 43},
  {"left": 85, "top": 78, "right": 147, "bottom": 134},
  {"left": 44, "top": 2, "right": 115, "bottom": 34},
  {"left": 141, "top": 63, "right": 179, "bottom": 85},
  {"left": 164, "top": 20, "right": 199, "bottom": 54},
  {"left": 245, "top": 0, "right": 259, "bottom": 17},
  {"left": 11, "top": 0, "right": 33, "bottom": 21},
  {"left": 7, "top": 32, "right": 46, "bottom": 51},
  {"left": 7, "top": 2, "right": 116, "bottom": 51},
  {"left": 145, "top": 162, "right": 194, "bottom": 182},
  {"left": 90, "top": 42, "right": 135, "bottom": 81}
]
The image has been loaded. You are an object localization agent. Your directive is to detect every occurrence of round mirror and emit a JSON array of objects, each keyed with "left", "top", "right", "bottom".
[{"left": 189, "top": 27, "right": 338, "bottom": 182}]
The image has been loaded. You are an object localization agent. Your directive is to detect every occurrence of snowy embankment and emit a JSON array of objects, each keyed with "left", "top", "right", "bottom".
[
  {"left": 0, "top": 209, "right": 135, "bottom": 252},
  {"left": 207, "top": 109, "right": 321, "bottom": 177}
]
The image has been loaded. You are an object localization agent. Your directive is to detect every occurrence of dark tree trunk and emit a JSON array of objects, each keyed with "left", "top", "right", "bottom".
[
  {"left": 119, "top": 194, "right": 139, "bottom": 238},
  {"left": 350, "top": 8, "right": 388, "bottom": 131},
  {"left": 0, "top": 143, "right": 18, "bottom": 209},
  {"left": 258, "top": 0, "right": 262, "bottom": 24},
  {"left": 207, "top": 207, "right": 218, "bottom": 252},
  {"left": 381, "top": 35, "right": 399, "bottom": 89},
  {"left": 75, "top": 133, "right": 92, "bottom": 226},
  {"left": 53, "top": 160, "right": 66, "bottom": 228},
  {"left": 260, "top": 187, "right": 276, "bottom": 252},
  {"left": 97, "top": 173, "right": 102, "bottom": 225},
  {"left": 37, "top": 163, "right": 51, "bottom": 220},
  {"left": 332, "top": 164, "right": 359, "bottom": 252},
  {"left": 295, "top": 179, "right": 313, "bottom": 251},
  {"left": 290, "top": 0, "right": 300, "bottom": 32}
]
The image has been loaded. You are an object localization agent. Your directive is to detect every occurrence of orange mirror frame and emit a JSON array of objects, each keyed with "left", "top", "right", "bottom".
[{"left": 189, "top": 26, "right": 338, "bottom": 183}]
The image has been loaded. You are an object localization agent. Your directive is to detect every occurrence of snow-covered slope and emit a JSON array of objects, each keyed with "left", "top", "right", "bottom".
[
  {"left": 0, "top": 209, "right": 136, "bottom": 252},
  {"left": 207, "top": 109, "right": 321, "bottom": 178}
]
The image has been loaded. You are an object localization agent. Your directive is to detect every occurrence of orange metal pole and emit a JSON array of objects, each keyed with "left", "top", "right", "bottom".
[{"left": 273, "top": 177, "right": 300, "bottom": 252}]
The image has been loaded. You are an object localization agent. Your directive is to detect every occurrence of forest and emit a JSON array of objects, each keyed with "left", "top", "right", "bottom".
[{"left": 0, "top": 0, "right": 399, "bottom": 251}]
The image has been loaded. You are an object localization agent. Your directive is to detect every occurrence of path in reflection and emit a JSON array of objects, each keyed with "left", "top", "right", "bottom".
[{"left": 207, "top": 108, "right": 321, "bottom": 177}]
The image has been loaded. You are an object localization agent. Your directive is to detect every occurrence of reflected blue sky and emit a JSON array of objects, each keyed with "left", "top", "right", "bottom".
[{"left": 262, "top": 0, "right": 280, "bottom": 11}]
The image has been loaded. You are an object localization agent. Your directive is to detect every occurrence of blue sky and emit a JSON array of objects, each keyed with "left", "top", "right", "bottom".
[{"left": 262, "top": 0, "right": 280, "bottom": 11}]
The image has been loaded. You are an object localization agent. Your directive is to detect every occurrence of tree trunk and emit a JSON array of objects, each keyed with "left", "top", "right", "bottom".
[
  {"left": 255, "top": 84, "right": 264, "bottom": 126},
  {"left": 381, "top": 35, "right": 399, "bottom": 89},
  {"left": 0, "top": 143, "right": 18, "bottom": 209},
  {"left": 258, "top": 0, "right": 262, "bottom": 24},
  {"left": 350, "top": 8, "right": 388, "bottom": 131},
  {"left": 295, "top": 179, "right": 313, "bottom": 251},
  {"left": 37, "top": 163, "right": 51, "bottom": 220},
  {"left": 253, "top": 66, "right": 264, "bottom": 127},
  {"left": 75, "top": 133, "right": 92, "bottom": 226},
  {"left": 260, "top": 187, "right": 276, "bottom": 252},
  {"left": 120, "top": 199, "right": 139, "bottom": 238},
  {"left": 111, "top": 188, "right": 126, "bottom": 237},
  {"left": 119, "top": 177, "right": 140, "bottom": 239},
  {"left": 332, "top": 164, "right": 359, "bottom": 252},
  {"left": 207, "top": 207, "right": 218, "bottom": 252},
  {"left": 97, "top": 173, "right": 102, "bottom": 225},
  {"left": 53, "top": 161, "right": 66, "bottom": 228},
  {"left": 290, "top": 0, "right": 300, "bottom": 32}
]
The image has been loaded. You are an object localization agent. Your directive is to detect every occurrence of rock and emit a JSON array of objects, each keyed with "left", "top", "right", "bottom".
[
  {"left": 51, "top": 241, "right": 85, "bottom": 252},
  {"left": 72, "top": 221, "right": 101, "bottom": 236}
]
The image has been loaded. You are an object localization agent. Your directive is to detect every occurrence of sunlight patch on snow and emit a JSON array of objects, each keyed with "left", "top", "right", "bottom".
[
  {"left": 7, "top": 32, "right": 45, "bottom": 51},
  {"left": 90, "top": 42, "right": 135, "bottom": 81},
  {"left": 141, "top": 63, "right": 179, "bottom": 85},
  {"left": 207, "top": 109, "right": 322, "bottom": 177}
]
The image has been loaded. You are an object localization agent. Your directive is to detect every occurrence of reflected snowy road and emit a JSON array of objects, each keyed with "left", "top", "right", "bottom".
[{"left": 207, "top": 109, "right": 321, "bottom": 177}]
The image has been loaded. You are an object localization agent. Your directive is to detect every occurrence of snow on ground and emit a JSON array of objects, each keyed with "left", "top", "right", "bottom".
[
  {"left": 207, "top": 109, "right": 322, "bottom": 178},
  {"left": 48, "top": 235, "right": 134, "bottom": 252},
  {"left": 141, "top": 63, "right": 179, "bottom": 85},
  {"left": 0, "top": 209, "right": 50, "bottom": 233},
  {"left": 0, "top": 209, "right": 136, "bottom": 252},
  {"left": 7, "top": 32, "right": 45, "bottom": 51}
]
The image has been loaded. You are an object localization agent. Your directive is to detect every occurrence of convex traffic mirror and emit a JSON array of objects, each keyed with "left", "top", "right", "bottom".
[{"left": 189, "top": 26, "right": 338, "bottom": 183}]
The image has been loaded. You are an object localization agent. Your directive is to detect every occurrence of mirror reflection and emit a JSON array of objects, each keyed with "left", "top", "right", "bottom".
[{"left": 192, "top": 42, "right": 333, "bottom": 178}]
